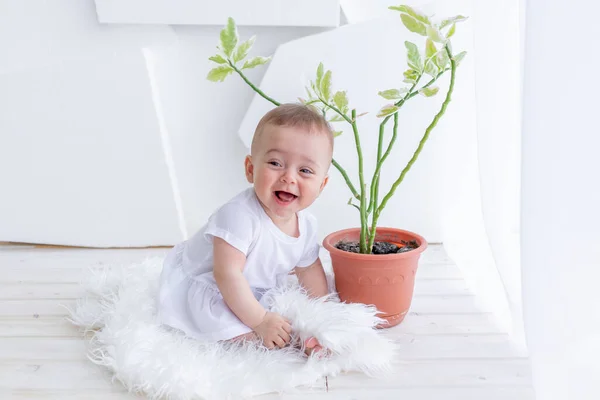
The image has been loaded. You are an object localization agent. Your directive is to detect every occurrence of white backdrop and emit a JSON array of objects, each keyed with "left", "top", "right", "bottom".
[
  {"left": 521, "top": 0, "right": 600, "bottom": 398},
  {"left": 0, "top": 0, "right": 453, "bottom": 247}
]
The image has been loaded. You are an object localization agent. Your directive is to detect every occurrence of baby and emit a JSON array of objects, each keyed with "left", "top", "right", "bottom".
[{"left": 157, "top": 103, "right": 333, "bottom": 355}]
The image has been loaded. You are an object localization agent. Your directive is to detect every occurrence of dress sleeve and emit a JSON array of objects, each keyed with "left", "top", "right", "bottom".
[
  {"left": 204, "top": 203, "right": 259, "bottom": 255},
  {"left": 296, "top": 213, "right": 321, "bottom": 268}
]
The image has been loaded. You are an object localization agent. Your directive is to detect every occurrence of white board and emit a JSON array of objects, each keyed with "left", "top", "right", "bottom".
[
  {"left": 0, "top": 52, "right": 183, "bottom": 247},
  {"left": 94, "top": 0, "right": 340, "bottom": 27}
]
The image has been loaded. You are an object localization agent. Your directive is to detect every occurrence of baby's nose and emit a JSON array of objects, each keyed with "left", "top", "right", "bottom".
[{"left": 281, "top": 171, "right": 297, "bottom": 183}]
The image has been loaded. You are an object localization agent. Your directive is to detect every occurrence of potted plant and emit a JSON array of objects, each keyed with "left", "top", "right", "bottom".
[{"left": 207, "top": 5, "right": 467, "bottom": 327}]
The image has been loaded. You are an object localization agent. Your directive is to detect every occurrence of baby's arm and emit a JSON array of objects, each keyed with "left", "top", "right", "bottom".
[
  {"left": 294, "top": 257, "right": 329, "bottom": 298},
  {"left": 213, "top": 237, "right": 291, "bottom": 348}
]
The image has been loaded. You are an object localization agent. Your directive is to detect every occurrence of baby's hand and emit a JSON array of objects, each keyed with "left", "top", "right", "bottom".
[{"left": 252, "top": 312, "right": 292, "bottom": 349}]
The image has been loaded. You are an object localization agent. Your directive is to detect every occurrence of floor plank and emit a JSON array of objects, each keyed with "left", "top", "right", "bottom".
[
  {"left": 0, "top": 334, "right": 525, "bottom": 361},
  {"left": 0, "top": 312, "right": 504, "bottom": 338},
  {"left": 0, "top": 317, "right": 78, "bottom": 337},
  {"left": 5, "top": 387, "right": 536, "bottom": 400},
  {"left": 0, "top": 264, "right": 463, "bottom": 284},
  {"left": 266, "top": 387, "right": 536, "bottom": 400},
  {"left": 0, "top": 358, "right": 530, "bottom": 389},
  {"left": 0, "top": 278, "right": 473, "bottom": 300},
  {"left": 0, "top": 293, "right": 490, "bottom": 318}
]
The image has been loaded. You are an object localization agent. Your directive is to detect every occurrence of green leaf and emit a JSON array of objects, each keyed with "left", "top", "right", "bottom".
[
  {"left": 377, "top": 104, "right": 399, "bottom": 118},
  {"left": 403, "top": 69, "right": 419, "bottom": 84},
  {"left": 447, "top": 23, "right": 457, "bottom": 38},
  {"left": 305, "top": 86, "right": 313, "bottom": 100},
  {"left": 378, "top": 88, "right": 408, "bottom": 100},
  {"left": 405, "top": 41, "right": 422, "bottom": 73},
  {"left": 437, "top": 48, "right": 450, "bottom": 69},
  {"left": 321, "top": 70, "right": 332, "bottom": 102},
  {"left": 440, "top": 15, "right": 468, "bottom": 30},
  {"left": 453, "top": 51, "right": 467, "bottom": 65},
  {"left": 425, "top": 38, "right": 437, "bottom": 61},
  {"left": 206, "top": 65, "right": 234, "bottom": 82},
  {"left": 426, "top": 25, "right": 445, "bottom": 43},
  {"left": 333, "top": 130, "right": 343, "bottom": 138},
  {"left": 232, "top": 36, "right": 255, "bottom": 63},
  {"left": 219, "top": 17, "right": 238, "bottom": 58},
  {"left": 316, "top": 63, "right": 324, "bottom": 89},
  {"left": 209, "top": 54, "right": 228, "bottom": 64},
  {"left": 241, "top": 56, "right": 270, "bottom": 70},
  {"left": 389, "top": 5, "right": 430, "bottom": 25},
  {"left": 400, "top": 14, "right": 427, "bottom": 36},
  {"left": 333, "top": 91, "right": 349, "bottom": 113},
  {"left": 420, "top": 86, "right": 439, "bottom": 97},
  {"left": 424, "top": 59, "right": 439, "bottom": 77},
  {"left": 329, "top": 115, "right": 346, "bottom": 123}
]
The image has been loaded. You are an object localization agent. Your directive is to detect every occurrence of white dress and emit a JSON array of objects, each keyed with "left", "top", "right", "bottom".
[{"left": 156, "top": 188, "right": 321, "bottom": 341}]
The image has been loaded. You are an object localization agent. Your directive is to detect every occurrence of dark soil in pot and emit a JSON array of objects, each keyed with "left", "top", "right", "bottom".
[{"left": 334, "top": 239, "right": 419, "bottom": 254}]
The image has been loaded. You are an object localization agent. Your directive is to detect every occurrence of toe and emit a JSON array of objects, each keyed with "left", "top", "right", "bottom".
[{"left": 304, "top": 337, "right": 319, "bottom": 349}]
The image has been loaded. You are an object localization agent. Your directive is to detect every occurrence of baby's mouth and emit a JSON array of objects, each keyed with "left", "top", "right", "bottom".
[{"left": 274, "top": 191, "right": 298, "bottom": 203}]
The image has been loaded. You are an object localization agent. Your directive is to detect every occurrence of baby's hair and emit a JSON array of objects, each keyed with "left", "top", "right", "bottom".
[{"left": 251, "top": 103, "right": 334, "bottom": 155}]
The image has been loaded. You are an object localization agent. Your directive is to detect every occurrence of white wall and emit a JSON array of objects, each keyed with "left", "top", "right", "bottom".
[
  {"left": 0, "top": 0, "right": 183, "bottom": 247},
  {"left": 521, "top": 0, "right": 600, "bottom": 398},
  {"left": 0, "top": 0, "right": 327, "bottom": 246},
  {"left": 0, "top": 0, "right": 474, "bottom": 247}
]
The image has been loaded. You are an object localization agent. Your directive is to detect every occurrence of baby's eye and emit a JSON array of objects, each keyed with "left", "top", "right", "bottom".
[
  {"left": 300, "top": 168, "right": 313, "bottom": 174},
  {"left": 268, "top": 161, "right": 282, "bottom": 167}
]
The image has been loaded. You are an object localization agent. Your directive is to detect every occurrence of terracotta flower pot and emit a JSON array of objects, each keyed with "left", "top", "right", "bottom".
[{"left": 323, "top": 227, "right": 428, "bottom": 328}]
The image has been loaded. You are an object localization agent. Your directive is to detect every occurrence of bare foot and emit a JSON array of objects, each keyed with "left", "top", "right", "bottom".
[{"left": 303, "top": 336, "right": 330, "bottom": 358}]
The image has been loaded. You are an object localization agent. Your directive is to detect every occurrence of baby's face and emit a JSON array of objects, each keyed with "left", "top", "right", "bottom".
[{"left": 245, "top": 124, "right": 332, "bottom": 222}]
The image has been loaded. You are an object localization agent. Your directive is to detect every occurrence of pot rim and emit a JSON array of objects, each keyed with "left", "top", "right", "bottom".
[{"left": 322, "top": 227, "right": 428, "bottom": 260}]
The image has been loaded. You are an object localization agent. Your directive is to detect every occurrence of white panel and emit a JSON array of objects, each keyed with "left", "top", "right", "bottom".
[
  {"left": 340, "top": 0, "right": 436, "bottom": 24},
  {"left": 238, "top": 15, "right": 476, "bottom": 242},
  {"left": 94, "top": 0, "right": 340, "bottom": 27},
  {"left": 0, "top": 53, "right": 183, "bottom": 247},
  {"left": 0, "top": 0, "right": 176, "bottom": 74}
]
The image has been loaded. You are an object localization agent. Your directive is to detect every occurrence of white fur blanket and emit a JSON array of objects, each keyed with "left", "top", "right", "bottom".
[{"left": 68, "top": 257, "right": 396, "bottom": 399}]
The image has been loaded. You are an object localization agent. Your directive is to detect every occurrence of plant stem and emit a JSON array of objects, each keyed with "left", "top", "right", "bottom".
[
  {"left": 367, "top": 111, "right": 399, "bottom": 252},
  {"left": 332, "top": 159, "right": 359, "bottom": 199},
  {"left": 316, "top": 96, "right": 353, "bottom": 124},
  {"left": 231, "top": 63, "right": 361, "bottom": 203},
  {"left": 230, "top": 62, "right": 281, "bottom": 107},
  {"left": 366, "top": 79, "right": 420, "bottom": 218},
  {"left": 347, "top": 109, "right": 367, "bottom": 253},
  {"left": 376, "top": 46, "right": 456, "bottom": 217}
]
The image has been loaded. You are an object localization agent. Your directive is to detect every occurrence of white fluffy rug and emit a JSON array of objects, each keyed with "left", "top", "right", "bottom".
[{"left": 68, "top": 257, "right": 397, "bottom": 399}]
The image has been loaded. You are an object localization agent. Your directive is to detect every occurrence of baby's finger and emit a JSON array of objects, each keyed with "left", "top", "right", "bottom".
[
  {"left": 282, "top": 321, "right": 292, "bottom": 334},
  {"left": 279, "top": 329, "right": 291, "bottom": 344},
  {"left": 274, "top": 336, "right": 286, "bottom": 348}
]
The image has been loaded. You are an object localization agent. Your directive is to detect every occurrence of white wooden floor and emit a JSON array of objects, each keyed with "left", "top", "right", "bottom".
[{"left": 0, "top": 243, "right": 534, "bottom": 400}]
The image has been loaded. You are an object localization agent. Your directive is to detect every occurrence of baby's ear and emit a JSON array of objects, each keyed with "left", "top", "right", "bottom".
[
  {"left": 319, "top": 175, "right": 329, "bottom": 193},
  {"left": 244, "top": 155, "right": 254, "bottom": 183}
]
